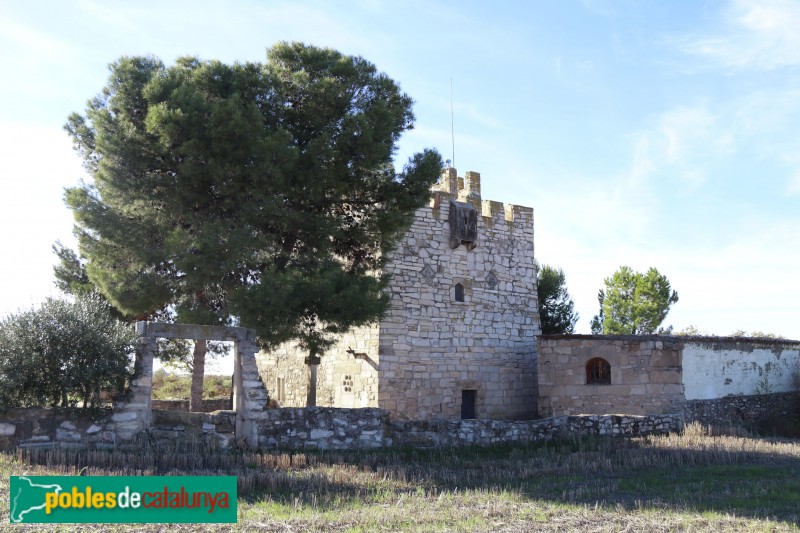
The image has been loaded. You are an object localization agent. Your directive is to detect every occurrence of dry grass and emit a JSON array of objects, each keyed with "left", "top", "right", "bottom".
[{"left": 1, "top": 423, "right": 798, "bottom": 531}]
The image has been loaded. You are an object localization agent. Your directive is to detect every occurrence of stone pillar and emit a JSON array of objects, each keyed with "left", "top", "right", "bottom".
[
  {"left": 113, "top": 327, "right": 155, "bottom": 440},
  {"left": 233, "top": 333, "right": 268, "bottom": 450}
]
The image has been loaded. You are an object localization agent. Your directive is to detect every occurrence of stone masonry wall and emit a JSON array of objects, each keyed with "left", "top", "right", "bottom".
[
  {"left": 0, "top": 408, "right": 238, "bottom": 452},
  {"left": 256, "top": 169, "right": 541, "bottom": 421},
  {"left": 150, "top": 398, "right": 232, "bottom": 412},
  {"left": 253, "top": 407, "right": 389, "bottom": 450},
  {"left": 377, "top": 169, "right": 540, "bottom": 420},
  {"left": 257, "top": 324, "right": 380, "bottom": 409},
  {"left": 0, "top": 407, "right": 682, "bottom": 453},
  {"left": 392, "top": 413, "right": 683, "bottom": 447},
  {"left": 685, "top": 391, "right": 800, "bottom": 426},
  {"left": 0, "top": 408, "right": 117, "bottom": 452},
  {"left": 537, "top": 335, "right": 684, "bottom": 417}
]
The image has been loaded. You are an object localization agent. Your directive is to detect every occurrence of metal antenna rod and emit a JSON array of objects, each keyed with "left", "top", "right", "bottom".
[{"left": 450, "top": 78, "right": 455, "bottom": 168}]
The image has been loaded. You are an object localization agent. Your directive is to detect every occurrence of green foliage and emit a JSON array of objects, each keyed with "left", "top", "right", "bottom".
[
  {"left": 64, "top": 42, "right": 441, "bottom": 356},
  {"left": 52, "top": 241, "right": 93, "bottom": 297},
  {"left": 155, "top": 339, "right": 228, "bottom": 374},
  {"left": 536, "top": 263, "right": 579, "bottom": 334},
  {"left": 590, "top": 266, "right": 679, "bottom": 335},
  {"left": 673, "top": 327, "right": 787, "bottom": 339},
  {"left": 730, "top": 329, "right": 786, "bottom": 339},
  {"left": 673, "top": 324, "right": 706, "bottom": 336},
  {"left": 151, "top": 368, "right": 230, "bottom": 400},
  {"left": 0, "top": 294, "right": 134, "bottom": 409}
]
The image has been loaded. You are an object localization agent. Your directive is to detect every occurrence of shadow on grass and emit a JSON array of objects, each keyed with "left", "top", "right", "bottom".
[{"left": 7, "top": 429, "right": 800, "bottom": 527}]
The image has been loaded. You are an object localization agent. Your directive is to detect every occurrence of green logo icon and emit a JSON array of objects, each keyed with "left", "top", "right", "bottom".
[{"left": 9, "top": 476, "right": 237, "bottom": 523}]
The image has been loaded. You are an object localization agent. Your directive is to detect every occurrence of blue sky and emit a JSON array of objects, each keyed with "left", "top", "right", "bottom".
[{"left": 1, "top": 0, "right": 798, "bottom": 339}]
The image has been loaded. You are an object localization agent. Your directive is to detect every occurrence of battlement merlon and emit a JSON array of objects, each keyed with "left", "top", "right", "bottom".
[
  {"left": 430, "top": 168, "right": 533, "bottom": 230},
  {"left": 433, "top": 167, "right": 481, "bottom": 200}
]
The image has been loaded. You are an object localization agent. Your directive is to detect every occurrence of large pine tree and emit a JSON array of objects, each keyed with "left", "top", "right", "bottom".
[{"left": 65, "top": 42, "right": 441, "bottom": 404}]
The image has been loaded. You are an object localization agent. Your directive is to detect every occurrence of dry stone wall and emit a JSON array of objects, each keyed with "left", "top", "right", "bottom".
[
  {"left": 685, "top": 391, "right": 800, "bottom": 426},
  {"left": 0, "top": 408, "right": 117, "bottom": 451},
  {"left": 537, "top": 335, "right": 684, "bottom": 417},
  {"left": 0, "top": 408, "right": 238, "bottom": 452},
  {"left": 0, "top": 407, "right": 683, "bottom": 453},
  {"left": 150, "top": 398, "right": 232, "bottom": 413},
  {"left": 392, "top": 413, "right": 683, "bottom": 447},
  {"left": 253, "top": 407, "right": 389, "bottom": 450}
]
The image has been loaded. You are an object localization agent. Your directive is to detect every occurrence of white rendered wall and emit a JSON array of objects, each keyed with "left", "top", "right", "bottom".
[{"left": 682, "top": 340, "right": 800, "bottom": 400}]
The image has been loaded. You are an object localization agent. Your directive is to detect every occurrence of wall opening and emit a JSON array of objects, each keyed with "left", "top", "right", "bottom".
[
  {"left": 275, "top": 377, "right": 286, "bottom": 404},
  {"left": 152, "top": 339, "right": 234, "bottom": 412},
  {"left": 454, "top": 283, "right": 465, "bottom": 302},
  {"left": 586, "top": 358, "right": 611, "bottom": 385},
  {"left": 461, "top": 389, "right": 477, "bottom": 419}
]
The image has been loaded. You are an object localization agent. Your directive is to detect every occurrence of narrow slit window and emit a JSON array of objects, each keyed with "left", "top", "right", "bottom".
[
  {"left": 276, "top": 377, "right": 286, "bottom": 402},
  {"left": 454, "top": 283, "right": 465, "bottom": 302},
  {"left": 586, "top": 358, "right": 611, "bottom": 384}
]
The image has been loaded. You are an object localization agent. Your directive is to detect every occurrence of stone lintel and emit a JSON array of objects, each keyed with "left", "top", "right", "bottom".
[{"left": 135, "top": 321, "right": 255, "bottom": 342}]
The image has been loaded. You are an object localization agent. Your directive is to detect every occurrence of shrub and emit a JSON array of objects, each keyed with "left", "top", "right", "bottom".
[
  {"left": 0, "top": 293, "right": 134, "bottom": 409},
  {"left": 152, "top": 369, "right": 231, "bottom": 400}
]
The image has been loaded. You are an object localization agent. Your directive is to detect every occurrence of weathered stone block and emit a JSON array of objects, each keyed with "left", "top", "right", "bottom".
[{"left": 112, "top": 412, "right": 140, "bottom": 423}]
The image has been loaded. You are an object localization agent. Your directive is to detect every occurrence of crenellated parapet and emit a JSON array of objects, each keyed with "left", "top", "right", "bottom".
[
  {"left": 433, "top": 167, "right": 481, "bottom": 201},
  {"left": 430, "top": 168, "right": 533, "bottom": 238}
]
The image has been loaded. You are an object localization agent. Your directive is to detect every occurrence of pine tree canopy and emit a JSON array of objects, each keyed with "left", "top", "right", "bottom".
[
  {"left": 64, "top": 42, "right": 442, "bottom": 355},
  {"left": 536, "top": 264, "right": 578, "bottom": 334},
  {"left": 590, "top": 266, "right": 679, "bottom": 335}
]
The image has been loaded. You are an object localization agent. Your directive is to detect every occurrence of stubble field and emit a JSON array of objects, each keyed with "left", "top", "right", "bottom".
[{"left": 1, "top": 423, "right": 798, "bottom": 532}]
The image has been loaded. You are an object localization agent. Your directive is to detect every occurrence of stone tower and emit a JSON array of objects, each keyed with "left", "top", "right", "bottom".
[{"left": 257, "top": 168, "right": 541, "bottom": 420}]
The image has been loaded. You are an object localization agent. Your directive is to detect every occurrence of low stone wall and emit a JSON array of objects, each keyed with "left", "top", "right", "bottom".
[
  {"left": 149, "top": 409, "right": 238, "bottom": 449},
  {"left": 0, "top": 407, "right": 684, "bottom": 453},
  {"left": 150, "top": 399, "right": 232, "bottom": 412},
  {"left": 0, "top": 408, "right": 117, "bottom": 451},
  {"left": 685, "top": 391, "right": 800, "bottom": 426},
  {"left": 253, "top": 407, "right": 390, "bottom": 450},
  {"left": 392, "top": 413, "right": 683, "bottom": 447}
]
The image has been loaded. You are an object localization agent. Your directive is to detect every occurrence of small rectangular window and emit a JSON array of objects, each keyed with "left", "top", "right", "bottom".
[
  {"left": 461, "top": 389, "right": 476, "bottom": 419},
  {"left": 454, "top": 283, "right": 465, "bottom": 302}
]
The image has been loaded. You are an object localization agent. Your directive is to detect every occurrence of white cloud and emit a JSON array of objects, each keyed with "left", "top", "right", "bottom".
[
  {"left": 610, "top": 105, "right": 725, "bottom": 192},
  {"left": 679, "top": 0, "right": 800, "bottom": 70}
]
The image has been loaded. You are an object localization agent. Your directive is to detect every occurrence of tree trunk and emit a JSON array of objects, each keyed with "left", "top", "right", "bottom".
[
  {"left": 306, "top": 363, "right": 318, "bottom": 407},
  {"left": 189, "top": 339, "right": 207, "bottom": 412}
]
